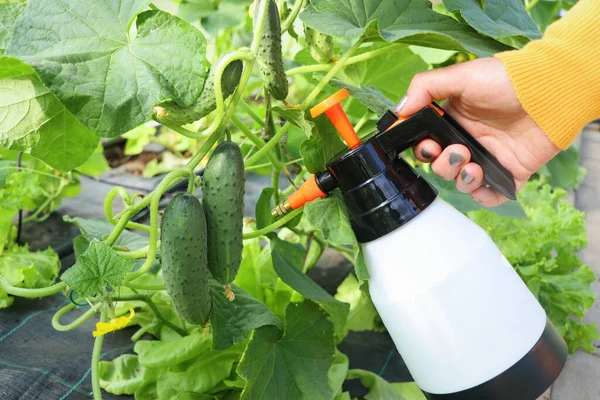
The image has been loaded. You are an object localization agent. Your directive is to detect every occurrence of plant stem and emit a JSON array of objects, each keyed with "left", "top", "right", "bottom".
[
  {"left": 244, "top": 123, "right": 291, "bottom": 166},
  {"left": 161, "top": 122, "right": 206, "bottom": 140},
  {"left": 91, "top": 311, "right": 107, "bottom": 400},
  {"left": 281, "top": 0, "right": 306, "bottom": 34},
  {"left": 231, "top": 114, "right": 282, "bottom": 169},
  {"left": 0, "top": 277, "right": 66, "bottom": 298},
  {"left": 245, "top": 157, "right": 302, "bottom": 171},
  {"left": 354, "top": 111, "right": 371, "bottom": 132},
  {"left": 113, "top": 294, "right": 187, "bottom": 336},
  {"left": 272, "top": 168, "right": 280, "bottom": 204},
  {"left": 116, "top": 244, "right": 153, "bottom": 259},
  {"left": 526, "top": 0, "right": 540, "bottom": 11},
  {"left": 125, "top": 282, "right": 166, "bottom": 290},
  {"left": 52, "top": 303, "right": 99, "bottom": 331},
  {"left": 243, "top": 208, "right": 302, "bottom": 239},
  {"left": 286, "top": 43, "right": 399, "bottom": 76},
  {"left": 239, "top": 100, "right": 265, "bottom": 126}
]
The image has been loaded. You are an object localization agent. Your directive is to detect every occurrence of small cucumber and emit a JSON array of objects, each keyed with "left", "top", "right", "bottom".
[
  {"left": 253, "top": 0, "right": 288, "bottom": 101},
  {"left": 155, "top": 54, "right": 243, "bottom": 126},
  {"left": 202, "top": 141, "right": 245, "bottom": 285},
  {"left": 160, "top": 193, "right": 212, "bottom": 325},
  {"left": 304, "top": 25, "right": 333, "bottom": 64}
]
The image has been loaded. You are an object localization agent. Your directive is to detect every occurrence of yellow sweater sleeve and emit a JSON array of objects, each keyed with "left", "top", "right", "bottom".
[{"left": 494, "top": 0, "right": 600, "bottom": 149}]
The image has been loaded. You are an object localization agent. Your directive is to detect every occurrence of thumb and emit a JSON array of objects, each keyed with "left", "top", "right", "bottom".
[{"left": 396, "top": 63, "right": 468, "bottom": 117}]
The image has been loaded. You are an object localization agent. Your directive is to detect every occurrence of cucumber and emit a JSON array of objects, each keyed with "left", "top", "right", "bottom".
[
  {"left": 202, "top": 141, "right": 245, "bottom": 285},
  {"left": 253, "top": 0, "right": 288, "bottom": 101},
  {"left": 304, "top": 25, "right": 333, "bottom": 64},
  {"left": 160, "top": 193, "right": 212, "bottom": 325},
  {"left": 154, "top": 54, "right": 243, "bottom": 126}
]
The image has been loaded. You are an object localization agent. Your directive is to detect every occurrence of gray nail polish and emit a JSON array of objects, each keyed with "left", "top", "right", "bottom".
[
  {"left": 449, "top": 152, "right": 463, "bottom": 167},
  {"left": 395, "top": 95, "right": 408, "bottom": 112},
  {"left": 421, "top": 148, "right": 433, "bottom": 159},
  {"left": 461, "top": 170, "right": 474, "bottom": 184}
]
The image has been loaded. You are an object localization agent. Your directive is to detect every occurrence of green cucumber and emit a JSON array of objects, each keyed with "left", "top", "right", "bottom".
[
  {"left": 160, "top": 192, "right": 212, "bottom": 325},
  {"left": 304, "top": 25, "right": 333, "bottom": 64},
  {"left": 202, "top": 141, "right": 245, "bottom": 286},
  {"left": 154, "top": 54, "right": 243, "bottom": 126},
  {"left": 253, "top": 0, "right": 288, "bottom": 101}
]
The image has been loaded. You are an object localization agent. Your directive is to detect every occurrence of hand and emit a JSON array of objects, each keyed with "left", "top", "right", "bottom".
[{"left": 397, "top": 57, "right": 560, "bottom": 207}]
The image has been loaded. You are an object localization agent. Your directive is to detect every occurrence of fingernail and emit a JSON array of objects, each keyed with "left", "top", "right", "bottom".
[
  {"left": 449, "top": 152, "right": 463, "bottom": 167},
  {"left": 461, "top": 170, "right": 474, "bottom": 184},
  {"left": 421, "top": 148, "right": 433, "bottom": 159},
  {"left": 395, "top": 95, "right": 408, "bottom": 112}
]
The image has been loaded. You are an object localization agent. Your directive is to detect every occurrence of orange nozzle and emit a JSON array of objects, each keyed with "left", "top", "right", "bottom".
[
  {"left": 271, "top": 175, "right": 327, "bottom": 217},
  {"left": 310, "top": 89, "right": 361, "bottom": 150}
]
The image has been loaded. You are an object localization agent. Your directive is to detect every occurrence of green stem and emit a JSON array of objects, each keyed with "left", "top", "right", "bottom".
[
  {"left": 22, "top": 180, "right": 67, "bottom": 222},
  {"left": 239, "top": 100, "right": 265, "bottom": 126},
  {"left": 113, "top": 295, "right": 187, "bottom": 336},
  {"left": 526, "top": 0, "right": 540, "bottom": 11},
  {"left": 244, "top": 123, "right": 290, "bottom": 166},
  {"left": 243, "top": 208, "right": 302, "bottom": 239},
  {"left": 131, "top": 324, "right": 153, "bottom": 342},
  {"left": 286, "top": 43, "right": 398, "bottom": 76},
  {"left": 0, "top": 277, "right": 66, "bottom": 298},
  {"left": 125, "top": 282, "right": 166, "bottom": 290},
  {"left": 105, "top": 210, "right": 133, "bottom": 246},
  {"left": 104, "top": 188, "right": 152, "bottom": 233},
  {"left": 116, "top": 244, "right": 153, "bottom": 259},
  {"left": 245, "top": 157, "right": 302, "bottom": 171},
  {"left": 231, "top": 114, "right": 282, "bottom": 169},
  {"left": 52, "top": 303, "right": 99, "bottom": 331},
  {"left": 354, "top": 111, "right": 371, "bottom": 132},
  {"left": 91, "top": 311, "right": 107, "bottom": 400},
  {"left": 281, "top": 0, "right": 306, "bottom": 34},
  {"left": 0, "top": 166, "right": 63, "bottom": 180},
  {"left": 272, "top": 169, "right": 280, "bottom": 204},
  {"left": 161, "top": 122, "right": 206, "bottom": 139}
]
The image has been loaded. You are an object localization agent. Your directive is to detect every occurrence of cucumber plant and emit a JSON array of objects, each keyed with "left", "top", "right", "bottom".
[{"left": 0, "top": 1, "right": 596, "bottom": 399}]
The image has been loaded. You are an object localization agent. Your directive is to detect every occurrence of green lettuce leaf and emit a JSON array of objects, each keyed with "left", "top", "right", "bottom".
[
  {"left": 335, "top": 274, "right": 384, "bottom": 332},
  {"left": 468, "top": 181, "right": 599, "bottom": 352},
  {"left": 99, "top": 354, "right": 145, "bottom": 395},
  {"left": 237, "top": 300, "right": 336, "bottom": 400},
  {"left": 135, "top": 330, "right": 211, "bottom": 368},
  {"left": 7, "top": 1, "right": 207, "bottom": 138}
]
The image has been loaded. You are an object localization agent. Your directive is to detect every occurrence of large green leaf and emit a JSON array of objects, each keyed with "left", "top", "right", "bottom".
[
  {"left": 0, "top": 1, "right": 25, "bottom": 54},
  {"left": 0, "top": 56, "right": 98, "bottom": 172},
  {"left": 270, "top": 235, "right": 349, "bottom": 339},
  {"left": 209, "top": 280, "right": 282, "bottom": 350},
  {"left": 7, "top": 1, "right": 207, "bottom": 138},
  {"left": 300, "top": 0, "right": 512, "bottom": 57},
  {"left": 443, "top": 0, "right": 541, "bottom": 46},
  {"left": 346, "top": 369, "right": 402, "bottom": 400},
  {"left": 99, "top": 354, "right": 145, "bottom": 396},
  {"left": 237, "top": 300, "right": 336, "bottom": 400},
  {"left": 64, "top": 216, "right": 149, "bottom": 251},
  {"left": 135, "top": 330, "right": 211, "bottom": 368},
  {"left": 334, "top": 274, "right": 383, "bottom": 332},
  {"left": 537, "top": 145, "right": 586, "bottom": 190}
]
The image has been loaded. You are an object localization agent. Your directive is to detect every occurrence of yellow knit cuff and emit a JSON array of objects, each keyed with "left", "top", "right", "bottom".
[{"left": 494, "top": 0, "right": 600, "bottom": 150}]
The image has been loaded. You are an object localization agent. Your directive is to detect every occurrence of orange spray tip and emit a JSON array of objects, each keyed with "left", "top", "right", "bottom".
[
  {"left": 310, "top": 89, "right": 361, "bottom": 150},
  {"left": 271, "top": 175, "right": 327, "bottom": 217}
]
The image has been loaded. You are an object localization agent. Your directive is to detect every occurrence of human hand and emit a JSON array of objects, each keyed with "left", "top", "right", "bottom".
[{"left": 397, "top": 57, "right": 560, "bottom": 207}]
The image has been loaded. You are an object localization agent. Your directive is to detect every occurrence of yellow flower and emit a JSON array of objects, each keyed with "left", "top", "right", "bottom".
[{"left": 92, "top": 308, "right": 135, "bottom": 337}]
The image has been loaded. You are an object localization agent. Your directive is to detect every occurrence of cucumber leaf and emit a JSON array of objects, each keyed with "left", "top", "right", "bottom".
[
  {"left": 443, "top": 0, "right": 541, "bottom": 46},
  {"left": 60, "top": 240, "right": 135, "bottom": 297},
  {"left": 334, "top": 274, "right": 384, "bottom": 332},
  {"left": 329, "top": 350, "right": 349, "bottom": 397},
  {"left": 237, "top": 300, "right": 336, "bottom": 400},
  {"left": 7, "top": 1, "right": 208, "bottom": 138},
  {"left": 209, "top": 280, "right": 282, "bottom": 350},
  {"left": 255, "top": 188, "right": 275, "bottom": 230},
  {"left": 0, "top": 56, "right": 98, "bottom": 172},
  {"left": 99, "top": 354, "right": 145, "bottom": 396},
  {"left": 0, "top": 1, "right": 25, "bottom": 54},
  {"left": 346, "top": 369, "right": 403, "bottom": 400},
  {"left": 64, "top": 217, "right": 149, "bottom": 251},
  {"left": 299, "top": 0, "right": 512, "bottom": 57},
  {"left": 270, "top": 235, "right": 350, "bottom": 339}
]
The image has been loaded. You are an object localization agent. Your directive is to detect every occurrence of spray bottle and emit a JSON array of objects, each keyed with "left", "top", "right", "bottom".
[{"left": 271, "top": 89, "right": 567, "bottom": 400}]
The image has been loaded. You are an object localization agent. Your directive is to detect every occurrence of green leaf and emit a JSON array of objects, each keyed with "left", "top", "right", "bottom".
[
  {"left": 7, "top": 2, "right": 207, "bottom": 138},
  {"left": 209, "top": 280, "right": 282, "bottom": 350},
  {"left": 537, "top": 145, "right": 586, "bottom": 190},
  {"left": 329, "top": 350, "right": 349, "bottom": 397},
  {"left": 0, "top": 1, "right": 25, "bottom": 53},
  {"left": 469, "top": 181, "right": 599, "bottom": 352},
  {"left": 0, "top": 243, "right": 60, "bottom": 308},
  {"left": 443, "top": 0, "right": 541, "bottom": 46},
  {"left": 271, "top": 107, "right": 315, "bottom": 136},
  {"left": 99, "top": 354, "right": 145, "bottom": 395},
  {"left": 303, "top": 193, "right": 369, "bottom": 280},
  {"left": 325, "top": 77, "right": 395, "bottom": 116},
  {"left": 300, "top": 0, "right": 512, "bottom": 57},
  {"left": 300, "top": 135, "right": 327, "bottom": 173},
  {"left": 335, "top": 274, "right": 384, "bottom": 332},
  {"left": 76, "top": 143, "right": 110, "bottom": 176},
  {"left": 255, "top": 188, "right": 275, "bottom": 230},
  {"left": 392, "top": 382, "right": 427, "bottom": 400},
  {"left": 60, "top": 240, "right": 135, "bottom": 297},
  {"left": 64, "top": 216, "right": 149, "bottom": 251},
  {"left": 237, "top": 300, "right": 336, "bottom": 400},
  {"left": 312, "top": 113, "right": 350, "bottom": 162},
  {"left": 270, "top": 236, "right": 349, "bottom": 339},
  {"left": 0, "top": 207, "right": 16, "bottom": 254},
  {"left": 123, "top": 123, "right": 158, "bottom": 156},
  {"left": 135, "top": 330, "right": 211, "bottom": 368},
  {"left": 409, "top": 46, "right": 457, "bottom": 64},
  {"left": 0, "top": 56, "right": 98, "bottom": 172},
  {"left": 160, "top": 342, "right": 246, "bottom": 395},
  {"left": 347, "top": 369, "right": 403, "bottom": 400}
]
